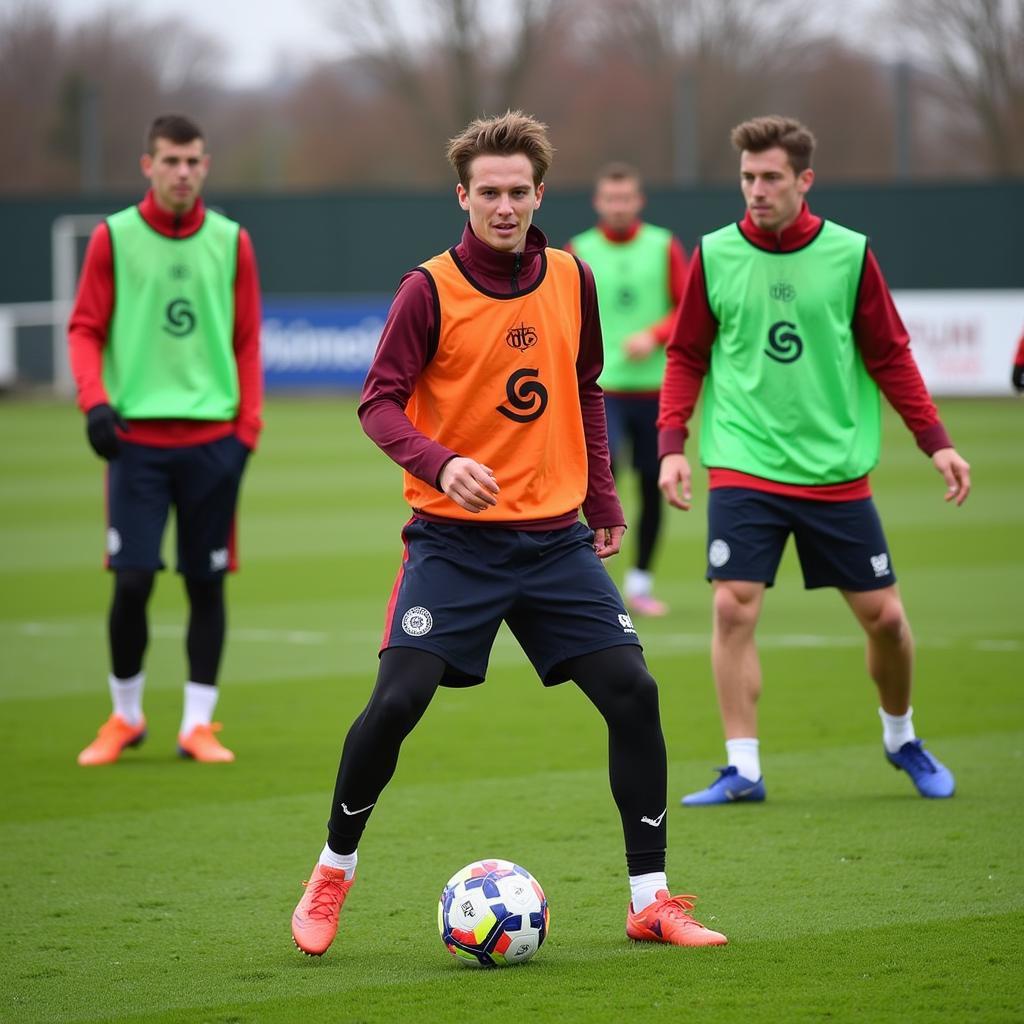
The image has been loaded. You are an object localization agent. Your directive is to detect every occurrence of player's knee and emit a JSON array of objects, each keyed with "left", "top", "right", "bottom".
[
  {"left": 605, "top": 653, "right": 660, "bottom": 720},
  {"left": 365, "top": 685, "right": 429, "bottom": 739},
  {"left": 113, "top": 568, "right": 155, "bottom": 607},
  {"left": 866, "top": 596, "right": 907, "bottom": 644},
  {"left": 185, "top": 575, "right": 224, "bottom": 612},
  {"left": 713, "top": 583, "right": 759, "bottom": 632}
]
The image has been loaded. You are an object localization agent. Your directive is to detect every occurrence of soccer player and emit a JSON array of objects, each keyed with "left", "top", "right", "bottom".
[
  {"left": 568, "top": 164, "right": 687, "bottom": 617},
  {"left": 1012, "top": 330, "right": 1024, "bottom": 393},
  {"left": 291, "top": 111, "right": 726, "bottom": 955},
  {"left": 70, "top": 114, "right": 263, "bottom": 766},
  {"left": 657, "top": 115, "right": 971, "bottom": 806}
]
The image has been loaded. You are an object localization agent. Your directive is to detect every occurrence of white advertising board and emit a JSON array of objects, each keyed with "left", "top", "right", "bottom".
[{"left": 892, "top": 290, "right": 1023, "bottom": 397}]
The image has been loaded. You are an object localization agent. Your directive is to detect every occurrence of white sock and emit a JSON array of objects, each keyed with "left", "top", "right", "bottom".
[
  {"left": 624, "top": 568, "right": 652, "bottom": 599},
  {"left": 879, "top": 706, "right": 916, "bottom": 753},
  {"left": 629, "top": 871, "right": 667, "bottom": 912},
  {"left": 180, "top": 682, "right": 219, "bottom": 736},
  {"left": 109, "top": 672, "right": 144, "bottom": 725},
  {"left": 726, "top": 737, "right": 761, "bottom": 781},
  {"left": 319, "top": 844, "right": 357, "bottom": 880}
]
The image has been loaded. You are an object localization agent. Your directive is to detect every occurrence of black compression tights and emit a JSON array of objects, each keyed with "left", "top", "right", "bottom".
[
  {"left": 635, "top": 472, "right": 663, "bottom": 573},
  {"left": 108, "top": 570, "right": 225, "bottom": 686},
  {"left": 326, "top": 645, "right": 666, "bottom": 876}
]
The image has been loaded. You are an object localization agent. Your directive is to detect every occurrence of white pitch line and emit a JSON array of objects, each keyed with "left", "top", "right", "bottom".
[{"left": 13, "top": 621, "right": 329, "bottom": 645}]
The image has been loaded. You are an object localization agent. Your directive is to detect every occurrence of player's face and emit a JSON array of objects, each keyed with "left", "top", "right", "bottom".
[
  {"left": 457, "top": 153, "right": 544, "bottom": 253},
  {"left": 740, "top": 147, "right": 813, "bottom": 233},
  {"left": 141, "top": 137, "right": 210, "bottom": 215},
  {"left": 593, "top": 177, "right": 644, "bottom": 233}
]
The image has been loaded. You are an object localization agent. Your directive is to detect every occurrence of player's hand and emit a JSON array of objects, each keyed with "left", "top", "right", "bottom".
[
  {"left": 85, "top": 403, "right": 129, "bottom": 461},
  {"left": 440, "top": 457, "right": 499, "bottom": 513},
  {"left": 592, "top": 525, "right": 625, "bottom": 559},
  {"left": 1012, "top": 364, "right": 1024, "bottom": 393},
  {"left": 658, "top": 453, "right": 692, "bottom": 510},
  {"left": 932, "top": 447, "right": 971, "bottom": 506},
  {"left": 625, "top": 330, "right": 658, "bottom": 361}
]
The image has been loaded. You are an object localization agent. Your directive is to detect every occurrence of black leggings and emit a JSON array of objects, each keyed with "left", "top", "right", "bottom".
[
  {"left": 326, "top": 645, "right": 667, "bottom": 875},
  {"left": 108, "top": 570, "right": 225, "bottom": 686}
]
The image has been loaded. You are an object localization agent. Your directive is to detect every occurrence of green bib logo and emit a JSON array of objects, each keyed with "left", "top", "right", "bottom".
[
  {"left": 163, "top": 298, "right": 197, "bottom": 338},
  {"left": 766, "top": 320, "right": 803, "bottom": 363}
]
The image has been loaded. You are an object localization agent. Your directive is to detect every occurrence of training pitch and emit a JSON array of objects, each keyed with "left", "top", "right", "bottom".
[{"left": 1, "top": 397, "right": 1021, "bottom": 1023}]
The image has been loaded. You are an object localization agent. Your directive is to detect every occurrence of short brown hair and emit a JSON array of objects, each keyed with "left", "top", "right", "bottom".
[
  {"left": 146, "top": 114, "right": 204, "bottom": 154},
  {"left": 595, "top": 162, "right": 642, "bottom": 188},
  {"left": 446, "top": 110, "right": 554, "bottom": 188},
  {"left": 730, "top": 116, "right": 816, "bottom": 174}
]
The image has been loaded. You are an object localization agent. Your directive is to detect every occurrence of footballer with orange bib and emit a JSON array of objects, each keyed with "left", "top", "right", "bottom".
[{"left": 291, "top": 111, "right": 727, "bottom": 957}]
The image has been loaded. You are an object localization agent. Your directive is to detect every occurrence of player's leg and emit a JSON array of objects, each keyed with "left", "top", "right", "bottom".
[
  {"left": 172, "top": 435, "right": 249, "bottom": 762},
  {"left": 623, "top": 397, "right": 668, "bottom": 617},
  {"left": 79, "top": 445, "right": 171, "bottom": 765},
  {"left": 793, "top": 496, "right": 953, "bottom": 798},
  {"left": 291, "top": 652, "right": 445, "bottom": 957},
  {"left": 510, "top": 524, "right": 725, "bottom": 945},
  {"left": 682, "top": 489, "right": 787, "bottom": 805}
]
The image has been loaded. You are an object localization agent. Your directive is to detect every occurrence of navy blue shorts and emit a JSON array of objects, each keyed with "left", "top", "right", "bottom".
[
  {"left": 105, "top": 435, "right": 249, "bottom": 579},
  {"left": 706, "top": 487, "right": 897, "bottom": 591},
  {"left": 604, "top": 394, "right": 660, "bottom": 479},
  {"left": 380, "top": 518, "right": 642, "bottom": 687}
]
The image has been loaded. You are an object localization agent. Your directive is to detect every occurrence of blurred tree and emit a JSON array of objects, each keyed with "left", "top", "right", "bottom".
[{"left": 894, "top": 0, "right": 1024, "bottom": 175}]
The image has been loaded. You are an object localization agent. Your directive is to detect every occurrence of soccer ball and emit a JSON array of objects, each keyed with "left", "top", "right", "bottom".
[{"left": 438, "top": 859, "right": 549, "bottom": 966}]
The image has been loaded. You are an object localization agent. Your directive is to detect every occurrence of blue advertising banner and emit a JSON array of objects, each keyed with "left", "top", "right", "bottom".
[{"left": 261, "top": 296, "right": 390, "bottom": 389}]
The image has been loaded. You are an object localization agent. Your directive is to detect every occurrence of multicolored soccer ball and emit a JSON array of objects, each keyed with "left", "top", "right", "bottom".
[{"left": 438, "top": 859, "right": 549, "bottom": 966}]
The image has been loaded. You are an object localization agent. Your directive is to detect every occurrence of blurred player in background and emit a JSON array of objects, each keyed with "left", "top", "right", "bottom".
[
  {"left": 69, "top": 114, "right": 263, "bottom": 766},
  {"left": 658, "top": 115, "right": 971, "bottom": 806},
  {"left": 291, "top": 111, "right": 726, "bottom": 957},
  {"left": 1012, "top": 330, "right": 1024, "bottom": 393},
  {"left": 568, "top": 164, "right": 686, "bottom": 617}
]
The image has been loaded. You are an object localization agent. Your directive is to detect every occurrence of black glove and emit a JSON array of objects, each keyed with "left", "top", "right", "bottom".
[
  {"left": 85, "top": 404, "right": 128, "bottom": 460},
  {"left": 1013, "top": 364, "right": 1024, "bottom": 393}
]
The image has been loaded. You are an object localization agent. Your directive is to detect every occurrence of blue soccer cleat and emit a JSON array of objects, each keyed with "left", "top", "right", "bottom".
[
  {"left": 681, "top": 766, "right": 766, "bottom": 806},
  {"left": 885, "top": 739, "right": 955, "bottom": 798}
]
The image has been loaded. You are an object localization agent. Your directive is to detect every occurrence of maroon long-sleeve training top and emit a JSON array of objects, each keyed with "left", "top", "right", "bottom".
[
  {"left": 68, "top": 190, "right": 264, "bottom": 450},
  {"left": 657, "top": 202, "right": 952, "bottom": 501},
  {"left": 358, "top": 222, "right": 625, "bottom": 531}
]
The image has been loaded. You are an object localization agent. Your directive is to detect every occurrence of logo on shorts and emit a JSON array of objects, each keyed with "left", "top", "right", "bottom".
[
  {"left": 106, "top": 528, "right": 121, "bottom": 556},
  {"left": 870, "top": 553, "right": 891, "bottom": 578},
  {"left": 209, "top": 548, "right": 229, "bottom": 571},
  {"left": 709, "top": 539, "right": 731, "bottom": 568},
  {"left": 402, "top": 606, "right": 433, "bottom": 636},
  {"left": 618, "top": 613, "right": 637, "bottom": 635}
]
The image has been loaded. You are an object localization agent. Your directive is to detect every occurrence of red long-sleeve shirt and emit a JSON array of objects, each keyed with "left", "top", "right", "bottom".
[
  {"left": 657, "top": 203, "right": 952, "bottom": 501},
  {"left": 1015, "top": 332, "right": 1024, "bottom": 368},
  {"left": 358, "top": 222, "right": 624, "bottom": 531},
  {"left": 68, "top": 190, "right": 263, "bottom": 449}
]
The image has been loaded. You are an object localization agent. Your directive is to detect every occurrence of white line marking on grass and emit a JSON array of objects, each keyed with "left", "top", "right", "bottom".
[{"left": 15, "top": 622, "right": 329, "bottom": 645}]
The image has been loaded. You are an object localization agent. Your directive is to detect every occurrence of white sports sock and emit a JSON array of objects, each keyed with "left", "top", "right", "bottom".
[
  {"left": 180, "top": 682, "right": 219, "bottom": 737},
  {"left": 879, "top": 706, "right": 916, "bottom": 754},
  {"left": 726, "top": 737, "right": 761, "bottom": 781},
  {"left": 629, "top": 871, "right": 667, "bottom": 912},
  {"left": 319, "top": 844, "right": 357, "bottom": 880},
  {"left": 109, "top": 672, "right": 144, "bottom": 725},
  {"left": 624, "top": 568, "right": 653, "bottom": 599}
]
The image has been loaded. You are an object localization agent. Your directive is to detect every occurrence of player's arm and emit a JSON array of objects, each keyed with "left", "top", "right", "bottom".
[
  {"left": 854, "top": 247, "right": 971, "bottom": 506},
  {"left": 358, "top": 272, "right": 496, "bottom": 512},
  {"left": 626, "top": 236, "right": 689, "bottom": 360},
  {"left": 657, "top": 247, "right": 716, "bottom": 511},
  {"left": 574, "top": 258, "right": 625, "bottom": 557},
  {"left": 67, "top": 222, "right": 129, "bottom": 460},
  {"left": 1012, "top": 330, "right": 1024, "bottom": 393},
  {"left": 232, "top": 229, "right": 264, "bottom": 451}
]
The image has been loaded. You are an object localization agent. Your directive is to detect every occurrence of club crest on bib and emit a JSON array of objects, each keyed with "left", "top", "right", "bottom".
[{"left": 505, "top": 322, "right": 538, "bottom": 351}]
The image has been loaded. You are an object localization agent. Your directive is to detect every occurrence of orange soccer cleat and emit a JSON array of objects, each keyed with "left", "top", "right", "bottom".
[
  {"left": 292, "top": 863, "right": 354, "bottom": 956},
  {"left": 177, "top": 722, "right": 235, "bottom": 763},
  {"left": 77, "top": 714, "right": 147, "bottom": 766},
  {"left": 626, "top": 890, "right": 728, "bottom": 947}
]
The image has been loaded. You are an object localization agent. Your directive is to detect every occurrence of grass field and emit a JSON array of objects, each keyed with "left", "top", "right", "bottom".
[{"left": 1, "top": 396, "right": 1022, "bottom": 1024}]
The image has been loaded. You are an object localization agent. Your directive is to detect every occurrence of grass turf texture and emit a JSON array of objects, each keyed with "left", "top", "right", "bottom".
[{"left": 1, "top": 397, "right": 1021, "bottom": 1024}]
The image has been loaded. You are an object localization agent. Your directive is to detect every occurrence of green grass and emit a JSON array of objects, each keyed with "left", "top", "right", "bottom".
[{"left": 1, "top": 397, "right": 1021, "bottom": 1024}]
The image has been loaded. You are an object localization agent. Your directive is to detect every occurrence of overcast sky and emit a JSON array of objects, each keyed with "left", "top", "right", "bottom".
[{"left": 37, "top": 0, "right": 894, "bottom": 88}]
